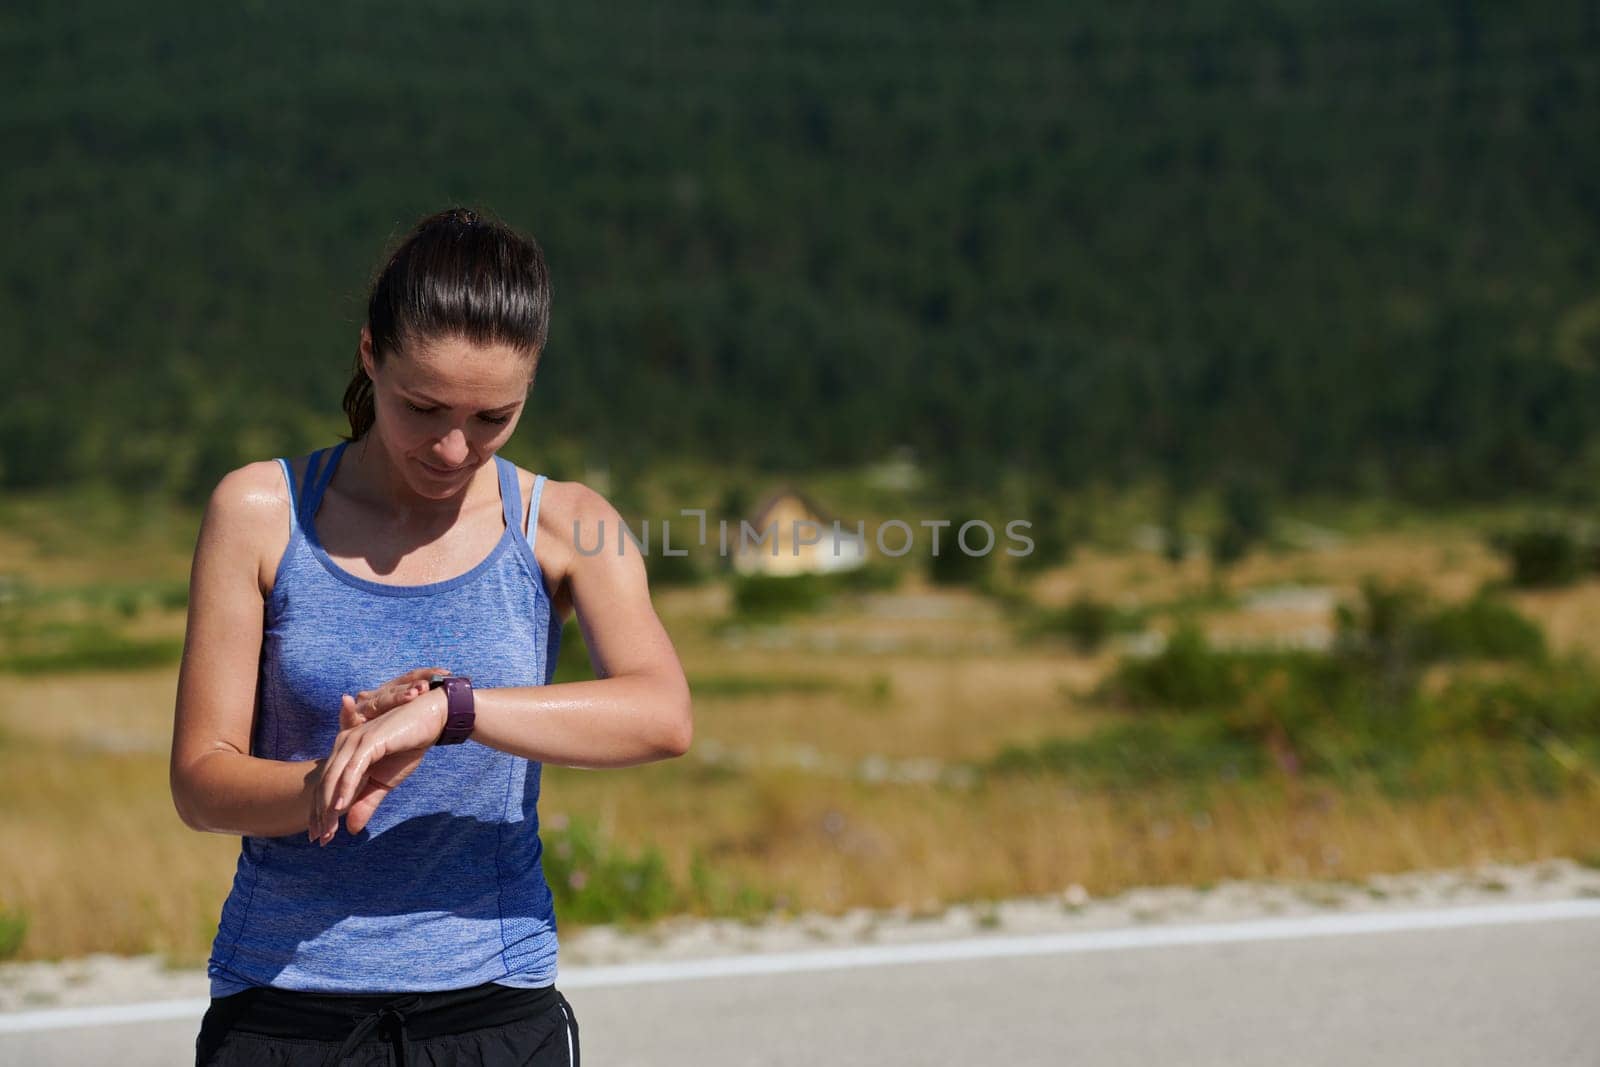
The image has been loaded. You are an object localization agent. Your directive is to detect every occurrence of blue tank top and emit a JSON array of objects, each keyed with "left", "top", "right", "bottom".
[{"left": 207, "top": 440, "right": 564, "bottom": 998}]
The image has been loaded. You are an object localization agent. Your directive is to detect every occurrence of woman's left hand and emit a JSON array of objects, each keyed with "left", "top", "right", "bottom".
[{"left": 309, "top": 688, "right": 446, "bottom": 845}]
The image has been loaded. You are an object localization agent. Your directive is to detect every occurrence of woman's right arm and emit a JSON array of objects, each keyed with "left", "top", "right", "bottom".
[{"left": 170, "top": 461, "right": 322, "bottom": 838}]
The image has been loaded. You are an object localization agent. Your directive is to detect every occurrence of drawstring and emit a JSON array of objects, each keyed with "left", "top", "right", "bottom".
[
  {"left": 317, "top": 987, "right": 575, "bottom": 1065},
  {"left": 323, "top": 994, "right": 422, "bottom": 1067}
]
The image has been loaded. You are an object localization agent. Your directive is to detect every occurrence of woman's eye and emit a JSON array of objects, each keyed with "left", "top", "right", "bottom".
[{"left": 404, "top": 399, "right": 510, "bottom": 423}]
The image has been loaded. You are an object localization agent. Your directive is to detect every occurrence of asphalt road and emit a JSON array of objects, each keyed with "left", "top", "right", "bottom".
[{"left": 4, "top": 903, "right": 1596, "bottom": 1066}]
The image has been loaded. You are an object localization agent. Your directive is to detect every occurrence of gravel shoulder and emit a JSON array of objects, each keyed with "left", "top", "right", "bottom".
[{"left": 5, "top": 858, "right": 1598, "bottom": 1013}]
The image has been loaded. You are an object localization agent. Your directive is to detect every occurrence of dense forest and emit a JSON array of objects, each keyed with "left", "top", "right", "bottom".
[{"left": 4, "top": 2, "right": 1600, "bottom": 503}]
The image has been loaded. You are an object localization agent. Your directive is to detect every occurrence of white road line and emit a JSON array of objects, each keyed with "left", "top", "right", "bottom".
[
  {"left": 4, "top": 898, "right": 1598, "bottom": 1035},
  {"left": 558, "top": 898, "right": 1600, "bottom": 988},
  {"left": 0, "top": 998, "right": 213, "bottom": 1034}
]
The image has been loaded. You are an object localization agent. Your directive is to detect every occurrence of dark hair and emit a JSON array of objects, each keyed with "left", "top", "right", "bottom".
[{"left": 341, "top": 206, "right": 552, "bottom": 441}]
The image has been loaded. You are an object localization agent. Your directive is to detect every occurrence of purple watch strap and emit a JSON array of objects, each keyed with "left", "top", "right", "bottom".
[{"left": 429, "top": 675, "right": 475, "bottom": 745}]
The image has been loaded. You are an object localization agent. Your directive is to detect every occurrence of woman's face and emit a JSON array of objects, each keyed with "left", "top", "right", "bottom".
[{"left": 360, "top": 326, "right": 534, "bottom": 499}]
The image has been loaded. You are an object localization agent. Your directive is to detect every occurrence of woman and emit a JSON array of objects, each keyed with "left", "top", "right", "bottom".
[{"left": 171, "top": 207, "right": 693, "bottom": 1065}]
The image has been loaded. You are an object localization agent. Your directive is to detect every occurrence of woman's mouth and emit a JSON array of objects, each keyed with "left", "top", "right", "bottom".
[{"left": 419, "top": 459, "right": 469, "bottom": 478}]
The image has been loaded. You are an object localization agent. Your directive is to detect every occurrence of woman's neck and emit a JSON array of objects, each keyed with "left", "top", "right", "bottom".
[{"left": 341, "top": 435, "right": 497, "bottom": 527}]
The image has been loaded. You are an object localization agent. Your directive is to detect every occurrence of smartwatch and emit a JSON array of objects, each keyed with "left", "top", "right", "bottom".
[{"left": 428, "top": 674, "right": 475, "bottom": 745}]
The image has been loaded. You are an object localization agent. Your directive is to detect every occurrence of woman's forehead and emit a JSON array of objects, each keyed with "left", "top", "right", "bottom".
[{"left": 395, "top": 336, "right": 533, "bottom": 402}]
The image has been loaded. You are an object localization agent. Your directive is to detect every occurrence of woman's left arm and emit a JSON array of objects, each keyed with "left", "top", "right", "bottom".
[{"left": 459, "top": 482, "right": 692, "bottom": 768}]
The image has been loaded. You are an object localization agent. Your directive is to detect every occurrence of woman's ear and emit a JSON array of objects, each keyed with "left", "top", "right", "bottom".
[{"left": 359, "top": 325, "right": 377, "bottom": 379}]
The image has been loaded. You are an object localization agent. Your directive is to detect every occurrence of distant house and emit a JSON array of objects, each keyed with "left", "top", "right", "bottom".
[{"left": 733, "top": 486, "right": 867, "bottom": 576}]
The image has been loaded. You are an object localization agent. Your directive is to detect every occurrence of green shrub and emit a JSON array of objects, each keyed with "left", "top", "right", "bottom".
[
  {"left": 1000, "top": 625, "right": 1600, "bottom": 796},
  {"left": 1060, "top": 586, "right": 1583, "bottom": 797},
  {"left": 731, "top": 573, "right": 832, "bottom": 619},
  {"left": 0, "top": 908, "right": 27, "bottom": 960},
  {"left": 541, "top": 817, "right": 680, "bottom": 925},
  {"left": 926, "top": 516, "right": 994, "bottom": 587},
  {"left": 1430, "top": 662, "right": 1600, "bottom": 742},
  {"left": 1028, "top": 595, "right": 1140, "bottom": 652},
  {"left": 1334, "top": 579, "right": 1435, "bottom": 702},
  {"left": 1107, "top": 624, "right": 1247, "bottom": 708},
  {"left": 1335, "top": 579, "right": 1427, "bottom": 656},
  {"left": 1015, "top": 492, "right": 1074, "bottom": 572},
  {"left": 112, "top": 590, "right": 143, "bottom": 619},
  {"left": 1492, "top": 523, "right": 1585, "bottom": 588},
  {"left": 1334, "top": 581, "right": 1548, "bottom": 698},
  {"left": 1211, "top": 476, "right": 1273, "bottom": 568},
  {"left": 1421, "top": 593, "right": 1546, "bottom": 662},
  {"left": 541, "top": 817, "right": 776, "bottom": 926}
]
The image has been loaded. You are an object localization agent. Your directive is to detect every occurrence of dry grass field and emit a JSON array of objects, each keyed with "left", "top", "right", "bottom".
[{"left": 1, "top": 491, "right": 1598, "bottom": 966}]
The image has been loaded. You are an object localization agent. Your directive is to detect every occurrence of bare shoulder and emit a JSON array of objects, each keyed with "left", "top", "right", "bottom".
[
  {"left": 200, "top": 459, "right": 295, "bottom": 596},
  {"left": 509, "top": 472, "right": 628, "bottom": 610},
  {"left": 204, "top": 460, "right": 291, "bottom": 534},
  {"left": 538, "top": 477, "right": 622, "bottom": 530}
]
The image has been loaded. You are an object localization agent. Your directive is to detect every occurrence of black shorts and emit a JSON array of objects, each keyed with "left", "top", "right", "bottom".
[{"left": 195, "top": 979, "right": 579, "bottom": 1066}]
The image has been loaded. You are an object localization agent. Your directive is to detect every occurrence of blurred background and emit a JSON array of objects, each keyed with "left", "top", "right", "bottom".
[{"left": 2, "top": 1, "right": 1599, "bottom": 968}]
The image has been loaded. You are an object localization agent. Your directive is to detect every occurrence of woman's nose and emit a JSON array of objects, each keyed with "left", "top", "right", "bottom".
[{"left": 434, "top": 428, "right": 469, "bottom": 466}]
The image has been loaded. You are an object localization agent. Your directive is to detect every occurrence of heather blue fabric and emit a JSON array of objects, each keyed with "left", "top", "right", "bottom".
[{"left": 207, "top": 440, "right": 563, "bottom": 997}]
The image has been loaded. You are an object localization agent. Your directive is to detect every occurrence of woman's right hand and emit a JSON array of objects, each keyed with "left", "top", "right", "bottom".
[
  {"left": 344, "top": 666, "right": 450, "bottom": 730},
  {"left": 307, "top": 665, "right": 449, "bottom": 845}
]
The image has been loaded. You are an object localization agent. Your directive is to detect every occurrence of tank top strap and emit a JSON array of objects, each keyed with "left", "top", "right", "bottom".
[
  {"left": 296, "top": 448, "right": 325, "bottom": 525},
  {"left": 278, "top": 443, "right": 340, "bottom": 542},
  {"left": 274, "top": 457, "right": 302, "bottom": 539},
  {"left": 495, "top": 457, "right": 549, "bottom": 550},
  {"left": 301, "top": 440, "right": 348, "bottom": 524},
  {"left": 526, "top": 474, "right": 548, "bottom": 551},
  {"left": 494, "top": 455, "right": 522, "bottom": 534}
]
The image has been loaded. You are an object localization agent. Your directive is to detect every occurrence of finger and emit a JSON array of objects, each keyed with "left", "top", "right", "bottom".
[
  {"left": 393, "top": 667, "right": 448, "bottom": 700},
  {"left": 313, "top": 800, "right": 335, "bottom": 846},
  {"left": 345, "top": 772, "right": 401, "bottom": 835},
  {"left": 373, "top": 672, "right": 444, "bottom": 713},
  {"left": 333, "top": 741, "right": 385, "bottom": 813},
  {"left": 320, "top": 736, "right": 356, "bottom": 827},
  {"left": 344, "top": 787, "right": 386, "bottom": 836}
]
